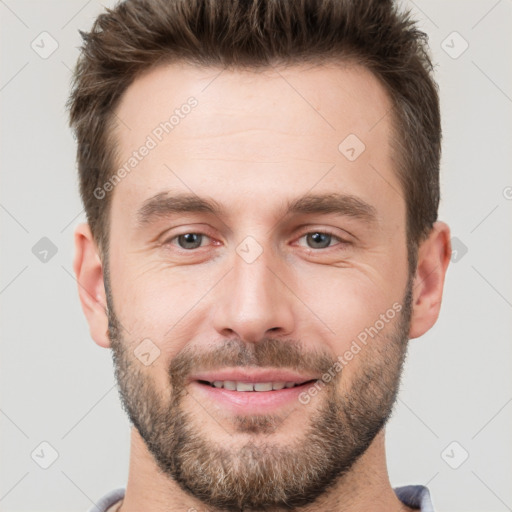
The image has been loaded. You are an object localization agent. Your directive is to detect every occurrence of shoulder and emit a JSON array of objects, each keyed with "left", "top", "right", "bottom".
[
  {"left": 395, "top": 485, "right": 435, "bottom": 512},
  {"left": 86, "top": 488, "right": 125, "bottom": 512}
]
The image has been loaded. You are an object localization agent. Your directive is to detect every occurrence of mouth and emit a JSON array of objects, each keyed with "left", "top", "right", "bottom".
[
  {"left": 196, "top": 379, "right": 317, "bottom": 391},
  {"left": 188, "top": 370, "right": 320, "bottom": 414}
]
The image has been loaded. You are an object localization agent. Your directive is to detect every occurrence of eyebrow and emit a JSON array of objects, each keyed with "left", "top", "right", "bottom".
[
  {"left": 136, "top": 191, "right": 378, "bottom": 227},
  {"left": 137, "top": 192, "right": 224, "bottom": 226},
  {"left": 286, "top": 192, "right": 378, "bottom": 224}
]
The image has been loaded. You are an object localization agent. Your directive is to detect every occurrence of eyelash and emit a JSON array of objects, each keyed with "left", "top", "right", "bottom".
[
  {"left": 164, "top": 229, "right": 348, "bottom": 252},
  {"left": 296, "top": 229, "right": 347, "bottom": 251}
]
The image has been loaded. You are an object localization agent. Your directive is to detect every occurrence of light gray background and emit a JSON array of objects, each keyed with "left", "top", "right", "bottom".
[{"left": 1, "top": 1, "right": 511, "bottom": 511}]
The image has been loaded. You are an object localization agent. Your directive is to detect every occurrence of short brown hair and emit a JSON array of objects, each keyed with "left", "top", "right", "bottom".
[{"left": 68, "top": 0, "right": 441, "bottom": 273}]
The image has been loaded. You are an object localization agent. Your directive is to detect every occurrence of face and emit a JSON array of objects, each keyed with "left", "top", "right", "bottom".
[{"left": 105, "top": 62, "right": 413, "bottom": 510}]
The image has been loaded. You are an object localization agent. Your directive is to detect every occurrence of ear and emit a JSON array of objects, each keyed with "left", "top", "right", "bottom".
[
  {"left": 73, "top": 223, "right": 111, "bottom": 348},
  {"left": 409, "top": 221, "right": 451, "bottom": 339}
]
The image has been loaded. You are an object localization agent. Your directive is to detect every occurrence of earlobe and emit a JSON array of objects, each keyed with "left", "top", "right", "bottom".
[
  {"left": 73, "top": 223, "right": 111, "bottom": 348},
  {"left": 409, "top": 221, "right": 452, "bottom": 339}
]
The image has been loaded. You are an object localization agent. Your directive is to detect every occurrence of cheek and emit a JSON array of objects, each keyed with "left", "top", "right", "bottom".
[
  {"left": 109, "top": 255, "right": 216, "bottom": 346},
  {"left": 296, "top": 266, "right": 404, "bottom": 354}
]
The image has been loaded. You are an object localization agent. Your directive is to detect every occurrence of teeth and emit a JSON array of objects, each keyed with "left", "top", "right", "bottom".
[
  {"left": 207, "top": 380, "right": 306, "bottom": 391},
  {"left": 236, "top": 382, "right": 254, "bottom": 392},
  {"left": 254, "top": 382, "right": 273, "bottom": 391}
]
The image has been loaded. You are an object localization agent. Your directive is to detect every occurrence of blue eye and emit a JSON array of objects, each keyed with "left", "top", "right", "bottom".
[
  {"left": 175, "top": 233, "right": 206, "bottom": 249},
  {"left": 305, "top": 232, "right": 333, "bottom": 249},
  {"left": 164, "top": 230, "right": 345, "bottom": 253},
  {"left": 299, "top": 231, "right": 342, "bottom": 249}
]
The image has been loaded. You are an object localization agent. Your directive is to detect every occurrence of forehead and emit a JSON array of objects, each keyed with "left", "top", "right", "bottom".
[
  {"left": 114, "top": 60, "right": 393, "bottom": 148},
  {"left": 110, "top": 61, "right": 399, "bottom": 222}
]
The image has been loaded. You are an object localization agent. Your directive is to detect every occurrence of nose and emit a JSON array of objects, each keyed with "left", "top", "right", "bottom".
[{"left": 212, "top": 244, "right": 296, "bottom": 344}]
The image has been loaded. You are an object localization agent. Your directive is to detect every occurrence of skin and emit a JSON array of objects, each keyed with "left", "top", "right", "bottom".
[{"left": 74, "top": 61, "right": 451, "bottom": 511}]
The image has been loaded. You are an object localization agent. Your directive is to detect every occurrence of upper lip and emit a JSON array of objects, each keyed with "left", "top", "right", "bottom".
[{"left": 189, "top": 369, "right": 319, "bottom": 384}]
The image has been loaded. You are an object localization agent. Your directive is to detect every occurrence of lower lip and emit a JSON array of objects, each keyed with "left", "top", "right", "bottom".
[{"left": 190, "top": 380, "right": 318, "bottom": 414}]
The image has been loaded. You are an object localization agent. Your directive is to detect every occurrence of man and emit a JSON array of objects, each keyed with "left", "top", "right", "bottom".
[{"left": 69, "top": 0, "right": 451, "bottom": 510}]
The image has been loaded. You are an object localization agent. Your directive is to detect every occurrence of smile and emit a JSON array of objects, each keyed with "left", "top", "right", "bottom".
[{"left": 198, "top": 379, "right": 317, "bottom": 391}]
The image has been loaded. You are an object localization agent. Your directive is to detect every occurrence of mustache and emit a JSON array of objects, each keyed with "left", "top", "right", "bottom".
[{"left": 169, "top": 337, "right": 337, "bottom": 387}]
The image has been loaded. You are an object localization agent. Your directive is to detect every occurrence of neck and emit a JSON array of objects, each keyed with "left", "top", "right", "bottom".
[
  {"left": 118, "top": 428, "right": 412, "bottom": 512},
  {"left": 117, "top": 427, "right": 415, "bottom": 512}
]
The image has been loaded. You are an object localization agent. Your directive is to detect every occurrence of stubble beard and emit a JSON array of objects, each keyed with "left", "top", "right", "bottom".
[{"left": 107, "top": 278, "right": 413, "bottom": 511}]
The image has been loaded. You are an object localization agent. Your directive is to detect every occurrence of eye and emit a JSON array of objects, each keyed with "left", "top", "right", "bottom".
[
  {"left": 297, "top": 231, "right": 344, "bottom": 250},
  {"left": 169, "top": 233, "right": 210, "bottom": 250}
]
